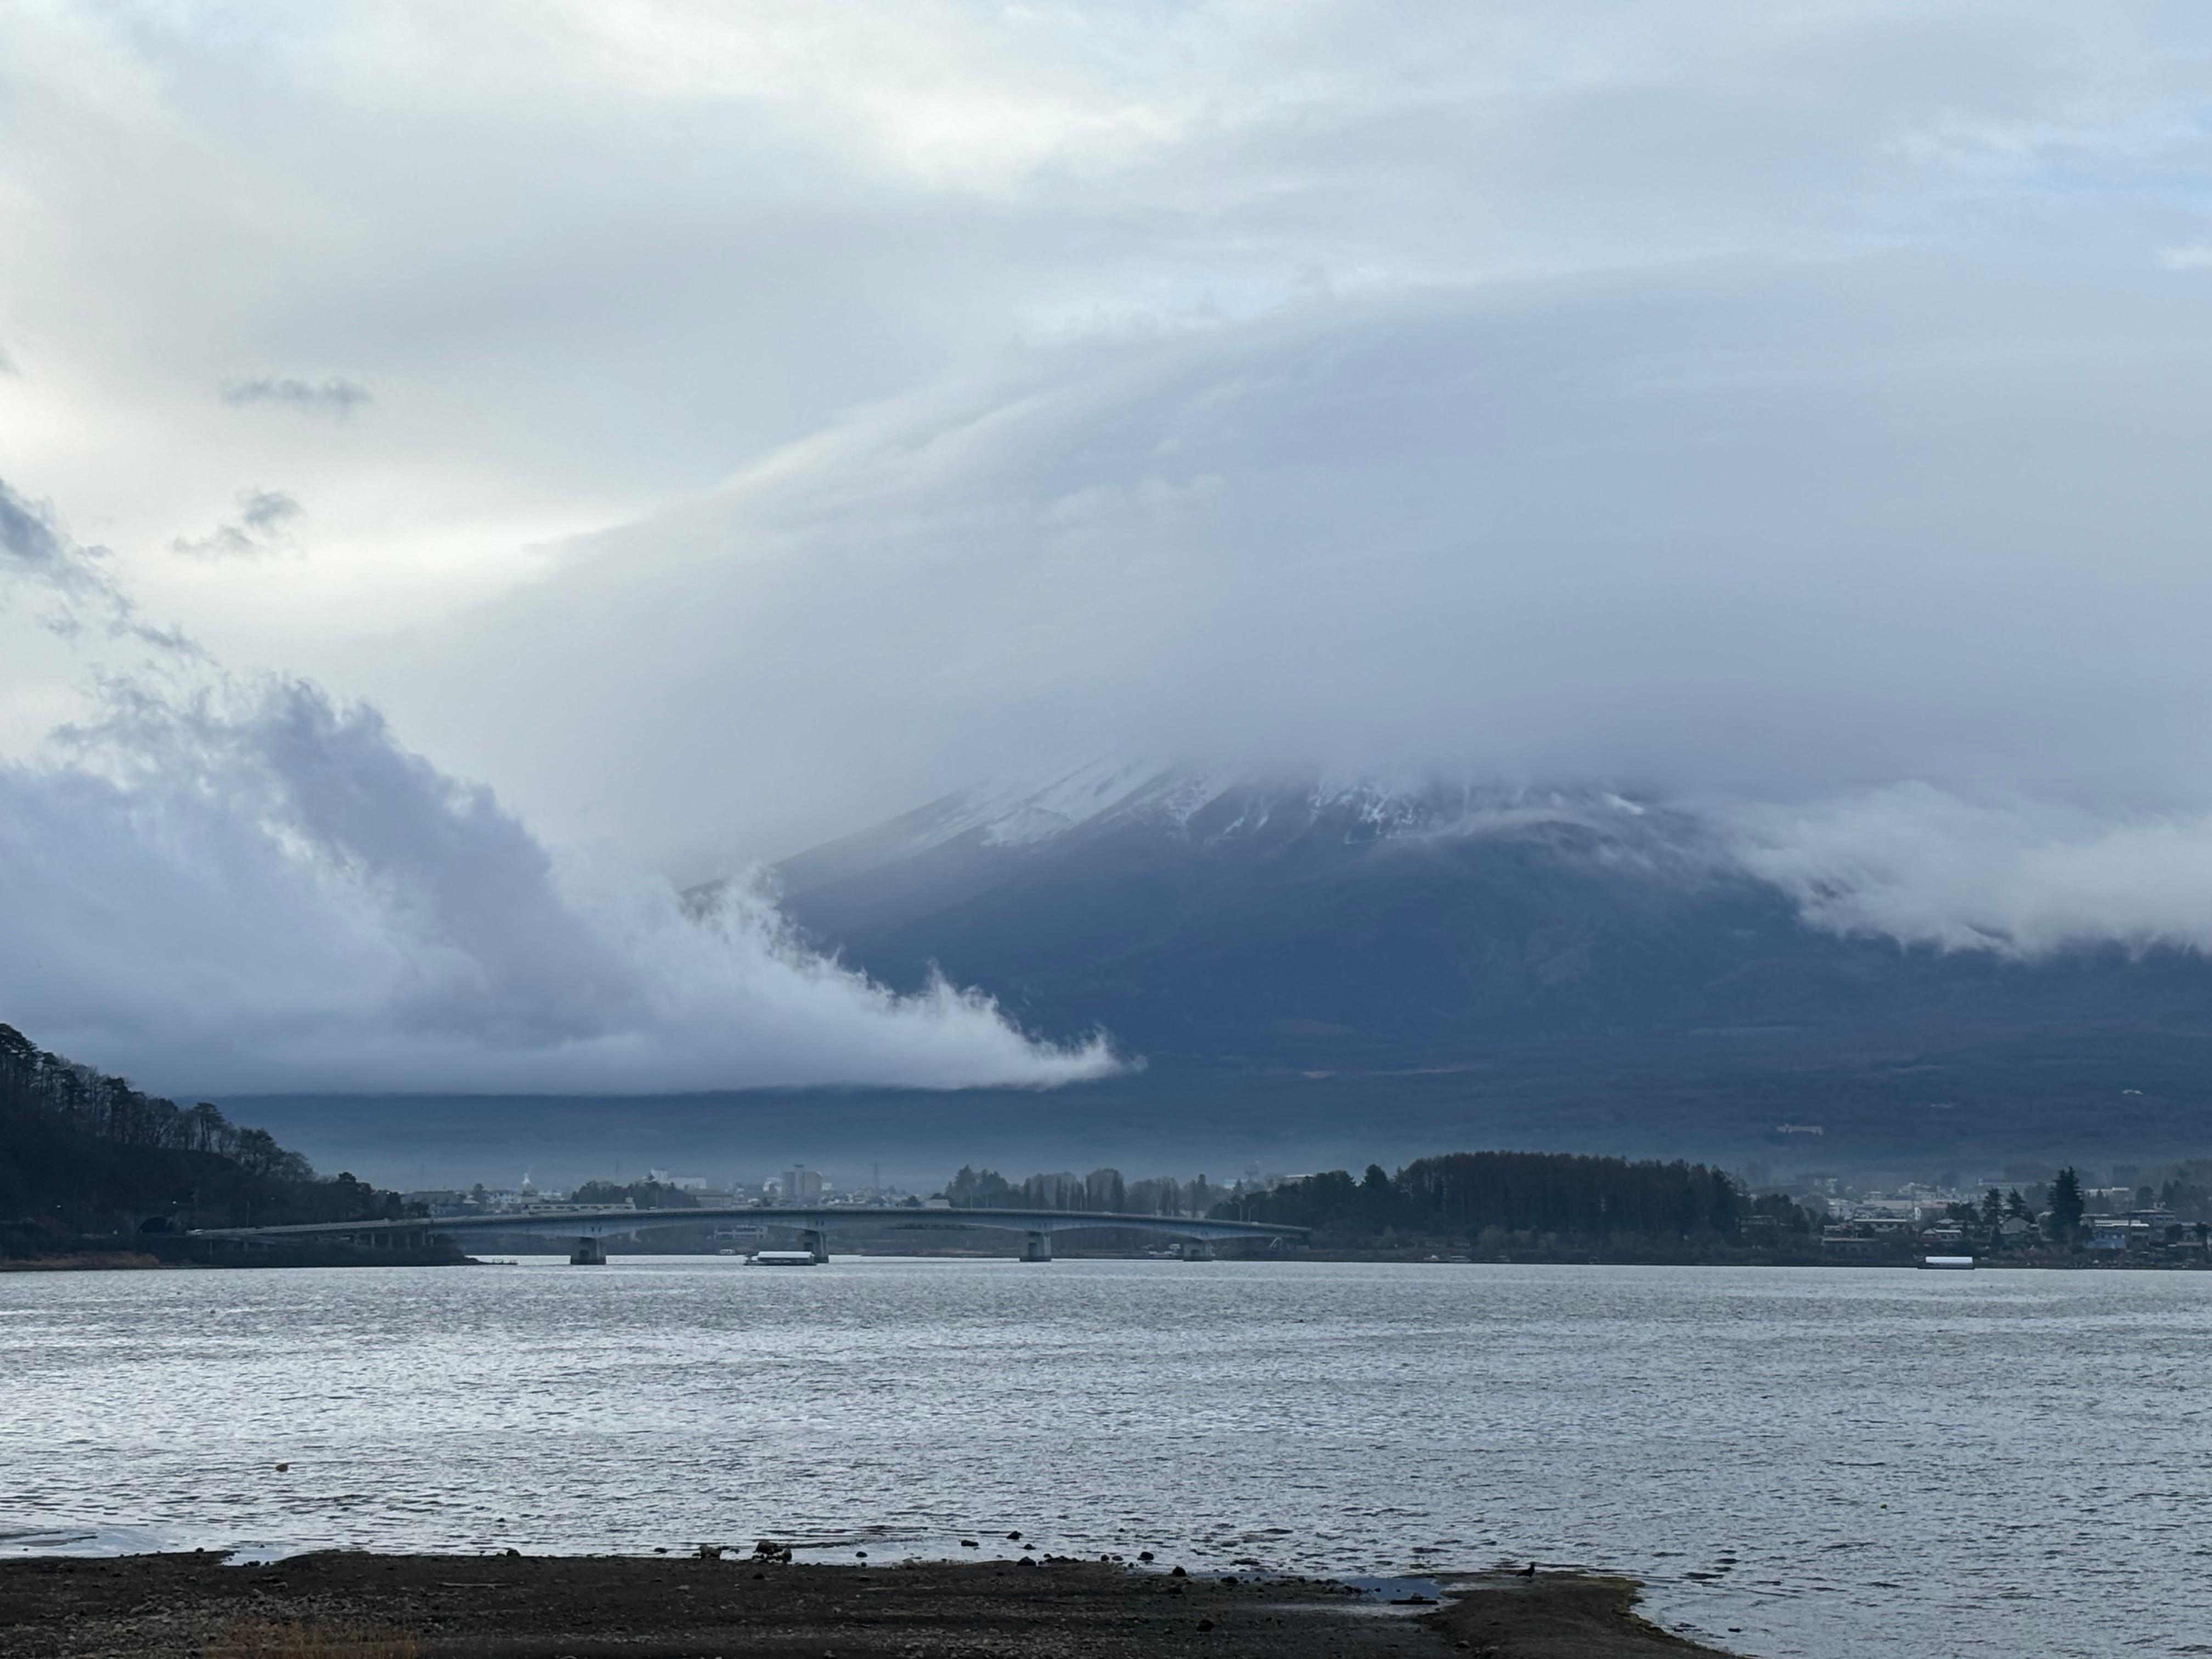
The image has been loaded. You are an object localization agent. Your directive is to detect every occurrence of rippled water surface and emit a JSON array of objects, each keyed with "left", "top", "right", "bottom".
[{"left": 4, "top": 1258, "right": 2208, "bottom": 1656}]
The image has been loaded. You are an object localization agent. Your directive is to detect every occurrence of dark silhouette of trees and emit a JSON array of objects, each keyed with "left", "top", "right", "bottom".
[
  {"left": 2047, "top": 1166, "right": 2086, "bottom": 1239},
  {"left": 944, "top": 1166, "right": 1015, "bottom": 1207},
  {"left": 940, "top": 1165, "right": 1221, "bottom": 1219},
  {"left": 1229, "top": 1150, "right": 1763, "bottom": 1250},
  {"left": 1, "top": 1020, "right": 399, "bottom": 1241},
  {"left": 1748, "top": 1191, "right": 1808, "bottom": 1232}
]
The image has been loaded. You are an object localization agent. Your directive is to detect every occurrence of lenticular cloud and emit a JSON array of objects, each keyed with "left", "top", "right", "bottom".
[{"left": 0, "top": 673, "right": 1116, "bottom": 1095}]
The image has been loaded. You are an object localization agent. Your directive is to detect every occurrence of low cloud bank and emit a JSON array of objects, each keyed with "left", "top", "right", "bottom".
[
  {"left": 0, "top": 482, "right": 1116, "bottom": 1096},
  {"left": 1728, "top": 787, "right": 2212, "bottom": 960}
]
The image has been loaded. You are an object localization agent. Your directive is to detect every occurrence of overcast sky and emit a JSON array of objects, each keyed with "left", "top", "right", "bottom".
[{"left": 6, "top": 2, "right": 2212, "bottom": 1087}]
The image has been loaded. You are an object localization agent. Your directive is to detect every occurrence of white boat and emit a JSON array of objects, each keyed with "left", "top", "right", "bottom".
[
  {"left": 1919, "top": 1255, "right": 1976, "bottom": 1269},
  {"left": 747, "top": 1249, "right": 821, "bottom": 1266}
]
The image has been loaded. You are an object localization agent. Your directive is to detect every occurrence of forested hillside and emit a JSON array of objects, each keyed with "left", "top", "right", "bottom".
[
  {"left": 1231, "top": 1150, "right": 1809, "bottom": 1257},
  {"left": 0, "top": 1023, "right": 403, "bottom": 1248}
]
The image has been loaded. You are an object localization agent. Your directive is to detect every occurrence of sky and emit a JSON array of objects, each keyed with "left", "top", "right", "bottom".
[{"left": 6, "top": 2, "right": 2212, "bottom": 1089}]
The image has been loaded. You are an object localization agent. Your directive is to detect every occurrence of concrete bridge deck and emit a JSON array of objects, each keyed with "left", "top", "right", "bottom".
[{"left": 189, "top": 1204, "right": 1307, "bottom": 1263}]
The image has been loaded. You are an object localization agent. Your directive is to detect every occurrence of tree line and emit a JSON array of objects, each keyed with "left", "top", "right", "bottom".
[
  {"left": 0, "top": 1023, "right": 313, "bottom": 1180},
  {"left": 943, "top": 1165, "right": 1220, "bottom": 1216},
  {"left": 1, "top": 1020, "right": 402, "bottom": 1240},
  {"left": 1223, "top": 1151, "right": 1805, "bottom": 1248}
]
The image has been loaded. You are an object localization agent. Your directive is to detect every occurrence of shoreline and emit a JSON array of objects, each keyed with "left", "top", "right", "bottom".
[
  {"left": 0, "top": 1550, "right": 1740, "bottom": 1658},
  {"left": 1, "top": 1244, "right": 2200, "bottom": 1272}
]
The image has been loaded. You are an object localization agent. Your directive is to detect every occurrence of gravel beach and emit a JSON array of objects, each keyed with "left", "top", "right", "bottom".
[{"left": 0, "top": 1551, "right": 1736, "bottom": 1658}]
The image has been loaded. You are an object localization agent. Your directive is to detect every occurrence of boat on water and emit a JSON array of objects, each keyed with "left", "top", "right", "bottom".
[
  {"left": 748, "top": 1249, "right": 821, "bottom": 1266},
  {"left": 1919, "top": 1255, "right": 1976, "bottom": 1269}
]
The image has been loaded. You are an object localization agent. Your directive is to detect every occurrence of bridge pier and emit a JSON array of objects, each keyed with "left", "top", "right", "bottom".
[
  {"left": 1179, "top": 1239, "right": 1215, "bottom": 1262},
  {"left": 800, "top": 1228, "right": 829, "bottom": 1264},
  {"left": 571, "top": 1236, "right": 607, "bottom": 1265},
  {"left": 1021, "top": 1230, "right": 1053, "bottom": 1263}
]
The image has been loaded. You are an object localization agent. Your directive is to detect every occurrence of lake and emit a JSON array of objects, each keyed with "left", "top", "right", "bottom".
[{"left": 3, "top": 1257, "right": 2206, "bottom": 1657}]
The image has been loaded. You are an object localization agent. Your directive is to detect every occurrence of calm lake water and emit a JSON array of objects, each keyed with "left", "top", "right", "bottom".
[{"left": 2, "top": 1257, "right": 2207, "bottom": 1657}]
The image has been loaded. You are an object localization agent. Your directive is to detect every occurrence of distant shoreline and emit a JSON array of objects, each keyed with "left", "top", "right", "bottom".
[{"left": 0, "top": 1244, "right": 2202, "bottom": 1272}]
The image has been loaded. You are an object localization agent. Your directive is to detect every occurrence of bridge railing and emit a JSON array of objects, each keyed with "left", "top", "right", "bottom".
[{"left": 189, "top": 1204, "right": 1306, "bottom": 1264}]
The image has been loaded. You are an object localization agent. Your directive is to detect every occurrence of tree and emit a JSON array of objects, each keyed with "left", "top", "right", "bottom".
[
  {"left": 1980, "top": 1189, "right": 2004, "bottom": 1228},
  {"left": 2005, "top": 1188, "right": 2031, "bottom": 1220},
  {"left": 1356, "top": 1164, "right": 1397, "bottom": 1231},
  {"left": 945, "top": 1166, "right": 1014, "bottom": 1208},
  {"left": 188, "top": 1102, "right": 228, "bottom": 1155},
  {"left": 1749, "top": 1192, "right": 1810, "bottom": 1232},
  {"left": 2047, "top": 1166, "right": 2085, "bottom": 1239},
  {"left": 232, "top": 1127, "right": 283, "bottom": 1179},
  {"left": 1702, "top": 1173, "right": 1740, "bottom": 1234}
]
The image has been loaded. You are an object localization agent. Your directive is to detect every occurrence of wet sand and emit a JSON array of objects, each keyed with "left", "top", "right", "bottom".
[{"left": 0, "top": 1551, "right": 1735, "bottom": 1658}]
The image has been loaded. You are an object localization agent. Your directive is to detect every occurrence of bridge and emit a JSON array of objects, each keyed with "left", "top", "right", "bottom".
[{"left": 188, "top": 1205, "right": 1307, "bottom": 1264}]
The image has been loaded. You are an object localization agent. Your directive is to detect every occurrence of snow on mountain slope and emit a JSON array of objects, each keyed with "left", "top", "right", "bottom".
[{"left": 774, "top": 758, "right": 1712, "bottom": 900}]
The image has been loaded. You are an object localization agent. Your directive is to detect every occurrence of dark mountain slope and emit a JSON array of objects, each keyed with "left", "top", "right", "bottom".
[{"left": 768, "top": 770, "right": 2212, "bottom": 1068}]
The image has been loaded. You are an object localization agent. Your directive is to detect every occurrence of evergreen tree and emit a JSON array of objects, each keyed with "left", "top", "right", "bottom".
[{"left": 2047, "top": 1166, "right": 2086, "bottom": 1238}]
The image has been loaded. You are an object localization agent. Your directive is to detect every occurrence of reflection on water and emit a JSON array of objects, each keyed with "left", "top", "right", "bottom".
[{"left": 3, "top": 1257, "right": 2207, "bottom": 1658}]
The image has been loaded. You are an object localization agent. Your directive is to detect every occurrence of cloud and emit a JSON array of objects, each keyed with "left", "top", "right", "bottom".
[
  {"left": 0, "top": 478, "right": 75, "bottom": 582},
  {"left": 1730, "top": 787, "right": 2212, "bottom": 958},
  {"left": 0, "top": 482, "right": 1116, "bottom": 1095},
  {"left": 403, "top": 252, "right": 2212, "bottom": 876},
  {"left": 1, "top": 476, "right": 185, "bottom": 649},
  {"left": 10, "top": 2, "right": 2212, "bottom": 970},
  {"left": 170, "top": 488, "right": 306, "bottom": 560},
  {"left": 219, "top": 377, "right": 373, "bottom": 414}
]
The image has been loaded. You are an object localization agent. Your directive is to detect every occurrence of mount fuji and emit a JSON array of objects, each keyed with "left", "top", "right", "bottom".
[
  {"left": 247, "top": 763, "right": 2212, "bottom": 1186},
  {"left": 756, "top": 762, "right": 2212, "bottom": 1097}
]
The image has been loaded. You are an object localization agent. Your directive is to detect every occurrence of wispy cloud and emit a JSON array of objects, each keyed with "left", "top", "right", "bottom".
[
  {"left": 170, "top": 488, "right": 306, "bottom": 560},
  {"left": 1, "top": 476, "right": 182, "bottom": 650},
  {"left": 219, "top": 376, "right": 373, "bottom": 414}
]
